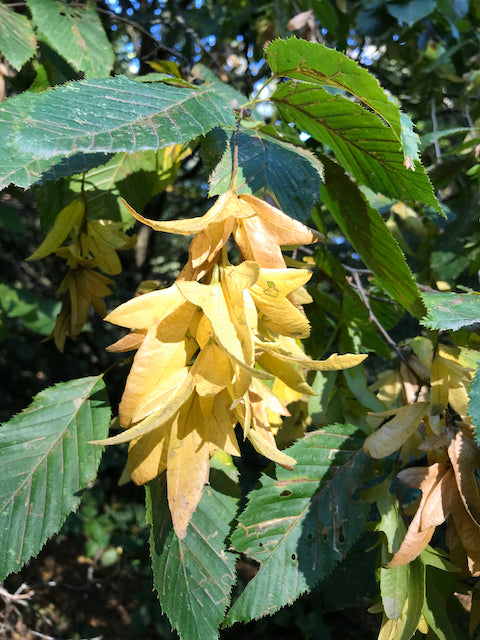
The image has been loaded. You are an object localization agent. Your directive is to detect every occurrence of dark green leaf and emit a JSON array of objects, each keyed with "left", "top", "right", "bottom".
[
  {"left": 387, "top": 0, "right": 436, "bottom": 26},
  {"left": 470, "top": 358, "right": 480, "bottom": 446},
  {"left": 320, "top": 156, "right": 425, "bottom": 318},
  {"left": 147, "top": 453, "right": 239, "bottom": 640},
  {"left": 272, "top": 81, "right": 439, "bottom": 210},
  {"left": 225, "top": 425, "right": 371, "bottom": 624},
  {"left": 0, "top": 4, "right": 36, "bottom": 71},
  {"left": 0, "top": 76, "right": 235, "bottom": 190},
  {"left": 0, "top": 376, "right": 110, "bottom": 581},
  {"left": 207, "top": 128, "right": 323, "bottom": 221},
  {"left": 27, "top": 0, "right": 114, "bottom": 78},
  {"left": 421, "top": 292, "right": 480, "bottom": 330}
]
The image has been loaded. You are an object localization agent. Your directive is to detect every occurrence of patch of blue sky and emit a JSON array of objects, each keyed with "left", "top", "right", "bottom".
[
  {"left": 333, "top": 236, "right": 345, "bottom": 244},
  {"left": 105, "top": 0, "right": 122, "bottom": 14},
  {"left": 151, "top": 23, "right": 162, "bottom": 40},
  {"left": 194, "top": 0, "right": 204, "bottom": 7},
  {"left": 129, "top": 58, "right": 140, "bottom": 73},
  {"left": 299, "top": 132, "right": 311, "bottom": 142}
]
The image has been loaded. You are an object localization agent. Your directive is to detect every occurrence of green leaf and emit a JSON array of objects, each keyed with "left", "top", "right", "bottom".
[
  {"left": 381, "top": 563, "right": 409, "bottom": 620},
  {"left": 0, "top": 283, "right": 60, "bottom": 335},
  {"left": 35, "top": 148, "right": 185, "bottom": 227},
  {"left": 0, "top": 76, "right": 235, "bottom": 190},
  {"left": 147, "top": 453, "right": 239, "bottom": 640},
  {"left": 0, "top": 376, "right": 110, "bottom": 581},
  {"left": 320, "top": 156, "right": 425, "bottom": 318},
  {"left": 0, "top": 4, "right": 37, "bottom": 71},
  {"left": 272, "top": 81, "right": 439, "bottom": 210},
  {"left": 225, "top": 425, "right": 371, "bottom": 624},
  {"left": 27, "top": 0, "right": 114, "bottom": 78},
  {"left": 470, "top": 358, "right": 480, "bottom": 446},
  {"left": 265, "top": 38, "right": 406, "bottom": 152},
  {"left": 421, "top": 291, "right": 480, "bottom": 330},
  {"left": 387, "top": 0, "right": 436, "bottom": 26},
  {"left": 399, "top": 559, "right": 425, "bottom": 640},
  {"left": 207, "top": 128, "right": 323, "bottom": 221}
]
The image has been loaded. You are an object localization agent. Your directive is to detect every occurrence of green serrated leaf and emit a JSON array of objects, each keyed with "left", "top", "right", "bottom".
[
  {"left": 0, "top": 376, "right": 110, "bottom": 581},
  {"left": 27, "top": 0, "right": 114, "bottom": 78},
  {"left": 0, "top": 4, "right": 37, "bottom": 71},
  {"left": 421, "top": 291, "right": 480, "bottom": 330},
  {"left": 265, "top": 38, "right": 405, "bottom": 150},
  {"left": 225, "top": 425, "right": 371, "bottom": 624},
  {"left": 0, "top": 76, "right": 235, "bottom": 190},
  {"left": 320, "top": 157, "right": 425, "bottom": 318},
  {"left": 470, "top": 358, "right": 480, "bottom": 446},
  {"left": 207, "top": 128, "right": 323, "bottom": 221},
  {"left": 272, "top": 81, "right": 439, "bottom": 210},
  {"left": 147, "top": 454, "right": 239, "bottom": 640}
]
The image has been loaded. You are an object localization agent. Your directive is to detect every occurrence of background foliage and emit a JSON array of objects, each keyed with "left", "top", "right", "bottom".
[{"left": 1, "top": 1, "right": 480, "bottom": 639}]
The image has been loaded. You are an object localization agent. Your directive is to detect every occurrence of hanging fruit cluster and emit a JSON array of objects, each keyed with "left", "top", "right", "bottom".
[
  {"left": 96, "top": 190, "right": 367, "bottom": 537},
  {"left": 27, "top": 197, "right": 135, "bottom": 351}
]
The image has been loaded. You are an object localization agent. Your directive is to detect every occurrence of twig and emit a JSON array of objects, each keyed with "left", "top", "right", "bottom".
[
  {"left": 431, "top": 96, "right": 442, "bottom": 163},
  {"left": 228, "top": 109, "right": 247, "bottom": 191},
  {"left": 346, "top": 266, "right": 409, "bottom": 365}
]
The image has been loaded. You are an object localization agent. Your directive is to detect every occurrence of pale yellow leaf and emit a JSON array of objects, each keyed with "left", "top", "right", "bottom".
[
  {"left": 117, "top": 329, "right": 188, "bottom": 427},
  {"left": 27, "top": 198, "right": 85, "bottom": 261},
  {"left": 430, "top": 354, "right": 450, "bottom": 416},
  {"left": 197, "top": 392, "right": 241, "bottom": 457},
  {"left": 104, "top": 283, "right": 193, "bottom": 332},
  {"left": 126, "top": 419, "right": 172, "bottom": 484},
  {"left": 257, "top": 351, "right": 315, "bottom": 396},
  {"left": 247, "top": 428, "right": 296, "bottom": 470},
  {"left": 258, "top": 337, "right": 367, "bottom": 370},
  {"left": 191, "top": 341, "right": 232, "bottom": 396},
  {"left": 92, "top": 372, "right": 194, "bottom": 445},
  {"left": 167, "top": 404, "right": 210, "bottom": 539},
  {"left": 106, "top": 329, "right": 146, "bottom": 352},
  {"left": 364, "top": 402, "right": 429, "bottom": 459}
]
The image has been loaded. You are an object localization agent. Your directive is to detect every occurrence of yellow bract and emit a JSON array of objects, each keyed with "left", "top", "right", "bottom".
[{"left": 97, "top": 190, "right": 365, "bottom": 538}]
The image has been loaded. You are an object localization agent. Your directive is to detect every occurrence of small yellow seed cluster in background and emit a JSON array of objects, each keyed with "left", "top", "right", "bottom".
[
  {"left": 96, "top": 190, "right": 366, "bottom": 538},
  {"left": 27, "top": 198, "right": 135, "bottom": 351}
]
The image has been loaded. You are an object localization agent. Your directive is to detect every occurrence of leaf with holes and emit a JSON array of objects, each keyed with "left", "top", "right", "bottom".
[
  {"left": 27, "top": 0, "right": 114, "bottom": 78},
  {"left": 0, "top": 376, "right": 110, "bottom": 581},
  {"left": 421, "top": 291, "right": 480, "bottom": 331},
  {"left": 147, "top": 453, "right": 239, "bottom": 640},
  {"left": 224, "top": 425, "right": 372, "bottom": 624},
  {"left": 0, "top": 76, "right": 235, "bottom": 190},
  {"left": 0, "top": 3, "right": 36, "bottom": 71}
]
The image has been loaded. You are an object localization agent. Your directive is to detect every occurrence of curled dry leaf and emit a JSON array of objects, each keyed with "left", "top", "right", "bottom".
[{"left": 387, "top": 463, "right": 451, "bottom": 567}]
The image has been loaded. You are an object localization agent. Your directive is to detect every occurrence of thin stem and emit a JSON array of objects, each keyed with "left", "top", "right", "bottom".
[
  {"left": 248, "top": 74, "right": 277, "bottom": 111},
  {"left": 346, "top": 266, "right": 409, "bottom": 365},
  {"left": 228, "top": 109, "right": 245, "bottom": 191}
]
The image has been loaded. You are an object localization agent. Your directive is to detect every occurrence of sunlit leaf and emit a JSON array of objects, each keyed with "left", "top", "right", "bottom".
[
  {"left": 225, "top": 425, "right": 371, "bottom": 623},
  {"left": 363, "top": 402, "right": 429, "bottom": 459},
  {"left": 0, "top": 376, "right": 109, "bottom": 580}
]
